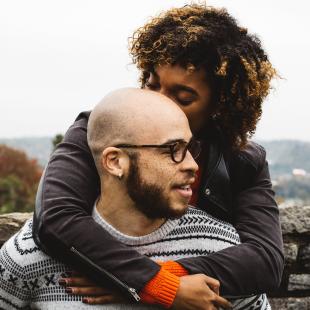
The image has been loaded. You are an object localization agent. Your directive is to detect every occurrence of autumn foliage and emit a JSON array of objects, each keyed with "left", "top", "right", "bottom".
[{"left": 0, "top": 144, "right": 43, "bottom": 213}]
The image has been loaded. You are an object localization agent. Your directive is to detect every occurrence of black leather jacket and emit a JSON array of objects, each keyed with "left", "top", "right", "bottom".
[{"left": 33, "top": 111, "right": 284, "bottom": 301}]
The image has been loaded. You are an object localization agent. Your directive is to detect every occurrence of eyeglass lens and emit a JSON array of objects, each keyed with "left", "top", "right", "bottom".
[{"left": 172, "top": 140, "right": 201, "bottom": 163}]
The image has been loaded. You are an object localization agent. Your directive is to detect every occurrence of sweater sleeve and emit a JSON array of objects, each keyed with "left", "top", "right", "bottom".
[
  {"left": 177, "top": 156, "right": 284, "bottom": 296},
  {"left": 32, "top": 112, "right": 161, "bottom": 295},
  {"left": 0, "top": 243, "right": 31, "bottom": 309}
]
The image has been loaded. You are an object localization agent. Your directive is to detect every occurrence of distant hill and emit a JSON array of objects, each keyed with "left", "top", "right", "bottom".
[
  {"left": 257, "top": 140, "right": 310, "bottom": 178},
  {"left": 0, "top": 137, "right": 52, "bottom": 167},
  {"left": 1, "top": 137, "right": 310, "bottom": 178}
]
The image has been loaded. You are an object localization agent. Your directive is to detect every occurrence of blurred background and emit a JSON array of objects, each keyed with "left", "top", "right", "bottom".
[{"left": 0, "top": 0, "right": 309, "bottom": 213}]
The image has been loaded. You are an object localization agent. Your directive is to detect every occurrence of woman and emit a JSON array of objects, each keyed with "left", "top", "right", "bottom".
[{"left": 33, "top": 4, "right": 283, "bottom": 309}]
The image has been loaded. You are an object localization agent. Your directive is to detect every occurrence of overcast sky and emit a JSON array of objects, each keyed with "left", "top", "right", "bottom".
[{"left": 0, "top": 0, "right": 309, "bottom": 141}]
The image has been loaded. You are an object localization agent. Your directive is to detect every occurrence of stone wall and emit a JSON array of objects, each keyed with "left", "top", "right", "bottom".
[
  {"left": 0, "top": 212, "right": 32, "bottom": 246},
  {"left": 269, "top": 205, "right": 310, "bottom": 309},
  {"left": 0, "top": 207, "right": 310, "bottom": 310}
]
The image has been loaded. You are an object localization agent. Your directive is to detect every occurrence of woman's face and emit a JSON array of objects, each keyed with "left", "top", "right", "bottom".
[{"left": 145, "top": 64, "right": 213, "bottom": 135}]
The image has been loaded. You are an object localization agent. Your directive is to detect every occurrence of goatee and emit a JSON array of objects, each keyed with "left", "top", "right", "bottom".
[{"left": 126, "top": 154, "right": 186, "bottom": 219}]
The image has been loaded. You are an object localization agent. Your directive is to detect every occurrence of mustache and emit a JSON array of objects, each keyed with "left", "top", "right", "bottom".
[{"left": 174, "top": 171, "right": 197, "bottom": 185}]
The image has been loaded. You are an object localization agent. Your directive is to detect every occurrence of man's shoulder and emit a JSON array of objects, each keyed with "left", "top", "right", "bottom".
[
  {"left": 177, "top": 207, "right": 239, "bottom": 237},
  {"left": 184, "top": 207, "right": 229, "bottom": 222},
  {"left": 0, "top": 219, "right": 56, "bottom": 276},
  {"left": 157, "top": 208, "right": 241, "bottom": 258}
]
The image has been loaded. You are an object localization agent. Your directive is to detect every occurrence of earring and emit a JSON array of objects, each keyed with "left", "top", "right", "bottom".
[{"left": 118, "top": 173, "right": 123, "bottom": 180}]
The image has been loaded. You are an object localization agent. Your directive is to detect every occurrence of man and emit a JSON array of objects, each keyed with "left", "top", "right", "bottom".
[{"left": 0, "top": 88, "right": 270, "bottom": 309}]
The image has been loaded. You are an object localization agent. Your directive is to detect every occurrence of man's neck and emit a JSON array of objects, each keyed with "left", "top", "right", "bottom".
[{"left": 96, "top": 192, "right": 166, "bottom": 237}]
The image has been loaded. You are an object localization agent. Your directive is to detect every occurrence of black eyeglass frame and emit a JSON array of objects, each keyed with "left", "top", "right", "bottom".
[{"left": 115, "top": 138, "right": 201, "bottom": 163}]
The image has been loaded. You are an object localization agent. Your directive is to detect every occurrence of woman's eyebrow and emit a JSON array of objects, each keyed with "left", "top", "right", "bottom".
[
  {"left": 172, "top": 85, "right": 198, "bottom": 96},
  {"left": 151, "top": 70, "right": 198, "bottom": 96}
]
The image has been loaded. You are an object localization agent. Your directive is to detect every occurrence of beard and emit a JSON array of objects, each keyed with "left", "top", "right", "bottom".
[{"left": 126, "top": 154, "right": 186, "bottom": 220}]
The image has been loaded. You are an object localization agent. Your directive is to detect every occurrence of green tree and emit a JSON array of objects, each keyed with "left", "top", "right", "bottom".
[{"left": 52, "top": 134, "right": 64, "bottom": 151}]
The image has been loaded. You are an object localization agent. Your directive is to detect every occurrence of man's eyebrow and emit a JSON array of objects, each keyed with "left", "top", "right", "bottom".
[{"left": 161, "top": 137, "right": 192, "bottom": 145}]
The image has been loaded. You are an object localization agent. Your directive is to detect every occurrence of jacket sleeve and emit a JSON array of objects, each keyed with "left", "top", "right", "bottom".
[
  {"left": 32, "top": 112, "right": 160, "bottom": 293},
  {"left": 177, "top": 146, "right": 284, "bottom": 296}
]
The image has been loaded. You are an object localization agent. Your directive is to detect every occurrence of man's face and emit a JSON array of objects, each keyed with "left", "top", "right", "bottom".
[{"left": 125, "top": 138, "right": 198, "bottom": 220}]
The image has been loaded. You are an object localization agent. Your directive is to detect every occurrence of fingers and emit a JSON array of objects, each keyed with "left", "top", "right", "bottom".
[
  {"left": 203, "top": 275, "right": 220, "bottom": 292},
  {"left": 82, "top": 295, "right": 126, "bottom": 305},
  {"left": 59, "top": 272, "right": 126, "bottom": 305},
  {"left": 59, "top": 276, "right": 96, "bottom": 287},
  {"left": 66, "top": 286, "right": 112, "bottom": 296},
  {"left": 199, "top": 275, "right": 230, "bottom": 309},
  {"left": 213, "top": 294, "right": 232, "bottom": 309},
  {"left": 59, "top": 276, "right": 113, "bottom": 296},
  {"left": 65, "top": 270, "right": 82, "bottom": 277}
]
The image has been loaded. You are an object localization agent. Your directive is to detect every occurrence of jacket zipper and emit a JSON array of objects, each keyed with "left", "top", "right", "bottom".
[{"left": 70, "top": 246, "right": 141, "bottom": 302}]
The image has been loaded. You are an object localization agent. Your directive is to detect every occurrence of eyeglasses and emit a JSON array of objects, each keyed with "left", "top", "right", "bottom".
[{"left": 115, "top": 138, "right": 201, "bottom": 163}]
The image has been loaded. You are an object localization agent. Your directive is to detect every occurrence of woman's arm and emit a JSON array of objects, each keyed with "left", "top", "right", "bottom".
[
  {"left": 32, "top": 112, "right": 161, "bottom": 296},
  {"left": 33, "top": 112, "right": 283, "bottom": 298},
  {"left": 33, "top": 112, "right": 231, "bottom": 309},
  {"left": 177, "top": 147, "right": 284, "bottom": 296}
]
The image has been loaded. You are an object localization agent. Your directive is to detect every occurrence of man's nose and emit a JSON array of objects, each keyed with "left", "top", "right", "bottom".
[{"left": 180, "top": 150, "right": 199, "bottom": 174}]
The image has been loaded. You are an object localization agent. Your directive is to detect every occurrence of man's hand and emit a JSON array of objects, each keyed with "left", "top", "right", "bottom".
[{"left": 172, "top": 274, "right": 231, "bottom": 310}]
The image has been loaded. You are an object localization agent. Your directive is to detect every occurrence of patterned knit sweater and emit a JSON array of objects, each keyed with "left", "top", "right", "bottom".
[{"left": 0, "top": 207, "right": 271, "bottom": 310}]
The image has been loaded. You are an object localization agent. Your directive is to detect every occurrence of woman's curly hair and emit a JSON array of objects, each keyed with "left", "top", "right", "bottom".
[{"left": 129, "top": 4, "right": 277, "bottom": 150}]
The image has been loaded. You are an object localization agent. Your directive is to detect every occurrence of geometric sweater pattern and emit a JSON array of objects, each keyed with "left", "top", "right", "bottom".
[{"left": 0, "top": 207, "right": 271, "bottom": 309}]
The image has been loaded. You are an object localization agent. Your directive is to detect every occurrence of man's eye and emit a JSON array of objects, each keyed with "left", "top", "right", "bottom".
[{"left": 173, "top": 142, "right": 185, "bottom": 154}]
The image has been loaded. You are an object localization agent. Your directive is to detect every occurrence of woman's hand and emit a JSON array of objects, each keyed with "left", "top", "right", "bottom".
[
  {"left": 59, "top": 272, "right": 128, "bottom": 305},
  {"left": 172, "top": 274, "right": 231, "bottom": 310}
]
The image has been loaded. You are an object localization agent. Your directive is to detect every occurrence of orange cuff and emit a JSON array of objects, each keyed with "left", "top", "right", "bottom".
[
  {"left": 139, "top": 267, "right": 180, "bottom": 308},
  {"left": 158, "top": 261, "right": 189, "bottom": 277}
]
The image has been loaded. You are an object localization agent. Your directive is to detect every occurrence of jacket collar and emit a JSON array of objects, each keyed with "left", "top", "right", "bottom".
[{"left": 197, "top": 123, "right": 233, "bottom": 220}]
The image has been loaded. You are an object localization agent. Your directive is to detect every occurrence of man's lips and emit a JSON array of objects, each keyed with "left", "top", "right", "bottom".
[
  {"left": 174, "top": 186, "right": 193, "bottom": 199},
  {"left": 172, "top": 178, "right": 195, "bottom": 199}
]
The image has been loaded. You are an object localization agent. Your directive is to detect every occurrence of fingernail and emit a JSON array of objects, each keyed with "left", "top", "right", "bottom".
[
  {"left": 82, "top": 298, "right": 89, "bottom": 304},
  {"left": 65, "top": 287, "right": 73, "bottom": 294},
  {"left": 58, "top": 279, "right": 67, "bottom": 286}
]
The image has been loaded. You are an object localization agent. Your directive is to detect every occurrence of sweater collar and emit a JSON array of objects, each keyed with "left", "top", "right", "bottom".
[{"left": 92, "top": 204, "right": 180, "bottom": 246}]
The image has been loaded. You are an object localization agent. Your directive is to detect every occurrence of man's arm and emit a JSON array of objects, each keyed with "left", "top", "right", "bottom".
[
  {"left": 0, "top": 244, "right": 31, "bottom": 309},
  {"left": 177, "top": 158, "right": 284, "bottom": 296}
]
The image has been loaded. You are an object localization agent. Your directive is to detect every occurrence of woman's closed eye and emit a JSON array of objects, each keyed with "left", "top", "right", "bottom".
[
  {"left": 176, "top": 96, "right": 195, "bottom": 106},
  {"left": 175, "top": 92, "right": 197, "bottom": 106}
]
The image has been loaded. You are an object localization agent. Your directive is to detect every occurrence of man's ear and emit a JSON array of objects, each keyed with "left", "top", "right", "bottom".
[{"left": 101, "top": 147, "right": 128, "bottom": 178}]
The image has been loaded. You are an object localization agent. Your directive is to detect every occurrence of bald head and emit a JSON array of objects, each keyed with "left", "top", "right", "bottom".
[{"left": 87, "top": 88, "right": 190, "bottom": 175}]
